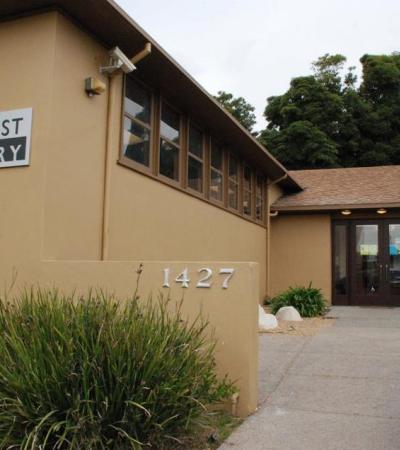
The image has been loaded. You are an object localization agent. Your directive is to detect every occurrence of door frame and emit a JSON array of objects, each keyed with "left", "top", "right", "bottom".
[
  {"left": 332, "top": 212, "right": 400, "bottom": 306},
  {"left": 349, "top": 219, "right": 386, "bottom": 306}
]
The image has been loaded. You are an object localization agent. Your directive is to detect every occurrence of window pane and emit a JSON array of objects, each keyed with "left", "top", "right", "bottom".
[
  {"left": 188, "top": 156, "right": 203, "bottom": 192},
  {"left": 256, "top": 175, "right": 263, "bottom": 196},
  {"left": 229, "top": 155, "right": 238, "bottom": 181},
  {"left": 211, "top": 142, "right": 223, "bottom": 170},
  {"left": 256, "top": 176, "right": 264, "bottom": 220},
  {"left": 244, "top": 165, "right": 252, "bottom": 191},
  {"left": 334, "top": 224, "right": 347, "bottom": 296},
  {"left": 210, "top": 169, "right": 223, "bottom": 201},
  {"left": 355, "top": 224, "right": 379, "bottom": 295},
  {"left": 189, "top": 124, "right": 203, "bottom": 159},
  {"left": 125, "top": 78, "right": 151, "bottom": 124},
  {"left": 160, "top": 139, "right": 179, "bottom": 181},
  {"left": 160, "top": 104, "right": 180, "bottom": 144},
  {"left": 256, "top": 197, "right": 263, "bottom": 220},
  {"left": 243, "top": 190, "right": 252, "bottom": 216},
  {"left": 388, "top": 224, "right": 400, "bottom": 295},
  {"left": 229, "top": 180, "right": 238, "bottom": 210},
  {"left": 123, "top": 117, "right": 150, "bottom": 166}
]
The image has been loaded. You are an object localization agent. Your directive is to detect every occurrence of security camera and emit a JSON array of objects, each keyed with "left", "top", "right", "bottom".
[{"left": 100, "top": 46, "right": 136, "bottom": 75}]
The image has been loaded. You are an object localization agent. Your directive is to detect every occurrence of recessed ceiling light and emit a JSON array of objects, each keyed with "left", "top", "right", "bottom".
[
  {"left": 377, "top": 208, "right": 388, "bottom": 214},
  {"left": 341, "top": 209, "right": 352, "bottom": 216}
]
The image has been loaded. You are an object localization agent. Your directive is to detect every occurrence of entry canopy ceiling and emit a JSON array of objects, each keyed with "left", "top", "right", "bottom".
[
  {"left": 273, "top": 165, "right": 400, "bottom": 211},
  {"left": 0, "top": 0, "right": 301, "bottom": 192}
]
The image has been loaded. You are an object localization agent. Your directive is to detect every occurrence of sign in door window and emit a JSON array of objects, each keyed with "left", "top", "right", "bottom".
[{"left": 0, "top": 108, "right": 32, "bottom": 168}]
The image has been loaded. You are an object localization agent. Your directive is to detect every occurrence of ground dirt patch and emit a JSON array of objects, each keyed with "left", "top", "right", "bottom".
[{"left": 261, "top": 307, "right": 336, "bottom": 336}]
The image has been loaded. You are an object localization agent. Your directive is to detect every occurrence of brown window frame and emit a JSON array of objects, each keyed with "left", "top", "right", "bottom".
[
  {"left": 158, "top": 98, "right": 183, "bottom": 186},
  {"left": 187, "top": 120, "right": 205, "bottom": 197},
  {"left": 209, "top": 139, "right": 225, "bottom": 205},
  {"left": 243, "top": 164, "right": 254, "bottom": 218},
  {"left": 118, "top": 75, "right": 267, "bottom": 227},
  {"left": 255, "top": 174, "right": 265, "bottom": 223},
  {"left": 120, "top": 76, "right": 155, "bottom": 175},
  {"left": 228, "top": 153, "right": 240, "bottom": 211}
]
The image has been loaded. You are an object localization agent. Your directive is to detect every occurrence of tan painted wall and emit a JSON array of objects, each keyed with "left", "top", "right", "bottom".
[
  {"left": 43, "top": 14, "right": 109, "bottom": 260},
  {"left": 270, "top": 214, "right": 332, "bottom": 304},
  {"left": 102, "top": 71, "right": 268, "bottom": 298},
  {"left": 107, "top": 167, "right": 267, "bottom": 295},
  {"left": 0, "top": 12, "right": 263, "bottom": 415},
  {"left": 266, "top": 183, "right": 284, "bottom": 298},
  {"left": 8, "top": 260, "right": 259, "bottom": 417},
  {"left": 0, "top": 13, "right": 57, "bottom": 265}
]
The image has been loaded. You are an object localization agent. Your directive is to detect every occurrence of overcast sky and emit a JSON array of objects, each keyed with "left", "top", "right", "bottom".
[{"left": 116, "top": 0, "right": 399, "bottom": 130}]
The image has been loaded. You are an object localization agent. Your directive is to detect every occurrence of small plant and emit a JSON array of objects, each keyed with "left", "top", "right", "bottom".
[
  {"left": 269, "top": 283, "right": 327, "bottom": 317},
  {"left": 262, "top": 296, "right": 271, "bottom": 306},
  {"left": 0, "top": 288, "right": 235, "bottom": 449}
]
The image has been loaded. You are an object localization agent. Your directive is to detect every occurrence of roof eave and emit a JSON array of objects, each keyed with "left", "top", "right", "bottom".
[{"left": 272, "top": 202, "right": 400, "bottom": 212}]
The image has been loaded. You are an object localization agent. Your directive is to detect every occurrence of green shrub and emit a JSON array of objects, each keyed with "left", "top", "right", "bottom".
[
  {"left": 269, "top": 284, "right": 327, "bottom": 317},
  {"left": 0, "top": 289, "right": 234, "bottom": 449}
]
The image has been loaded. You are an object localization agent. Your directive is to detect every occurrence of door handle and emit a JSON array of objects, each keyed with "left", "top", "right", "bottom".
[
  {"left": 385, "top": 264, "right": 389, "bottom": 282},
  {"left": 379, "top": 264, "right": 383, "bottom": 280}
]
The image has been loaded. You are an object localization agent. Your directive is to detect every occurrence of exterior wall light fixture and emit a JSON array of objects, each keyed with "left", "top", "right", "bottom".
[
  {"left": 85, "top": 78, "right": 107, "bottom": 96},
  {"left": 341, "top": 209, "right": 352, "bottom": 216},
  {"left": 377, "top": 208, "right": 388, "bottom": 214}
]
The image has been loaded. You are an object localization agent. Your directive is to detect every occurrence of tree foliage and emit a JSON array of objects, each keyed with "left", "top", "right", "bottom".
[
  {"left": 260, "top": 53, "right": 400, "bottom": 169},
  {"left": 214, "top": 90, "right": 257, "bottom": 133}
]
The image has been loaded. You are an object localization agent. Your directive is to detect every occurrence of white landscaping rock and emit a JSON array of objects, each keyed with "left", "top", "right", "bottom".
[
  {"left": 258, "top": 305, "right": 278, "bottom": 330},
  {"left": 276, "top": 306, "right": 303, "bottom": 322}
]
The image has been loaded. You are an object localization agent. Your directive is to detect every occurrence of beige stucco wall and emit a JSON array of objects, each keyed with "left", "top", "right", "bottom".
[
  {"left": 43, "top": 14, "right": 109, "bottom": 260},
  {"left": 107, "top": 167, "right": 267, "bottom": 295},
  {"left": 0, "top": 13, "right": 56, "bottom": 266},
  {"left": 0, "top": 12, "right": 263, "bottom": 415},
  {"left": 270, "top": 214, "right": 332, "bottom": 304},
  {"left": 0, "top": 12, "right": 268, "bottom": 297},
  {"left": 266, "top": 183, "right": 284, "bottom": 298},
  {"left": 8, "top": 259, "right": 259, "bottom": 417}
]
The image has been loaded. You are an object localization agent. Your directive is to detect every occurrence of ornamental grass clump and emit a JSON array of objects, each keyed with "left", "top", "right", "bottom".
[
  {"left": 269, "top": 283, "right": 327, "bottom": 317},
  {"left": 0, "top": 289, "right": 234, "bottom": 449}
]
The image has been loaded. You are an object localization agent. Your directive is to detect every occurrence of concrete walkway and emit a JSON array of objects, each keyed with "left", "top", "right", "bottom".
[{"left": 220, "top": 307, "right": 400, "bottom": 450}]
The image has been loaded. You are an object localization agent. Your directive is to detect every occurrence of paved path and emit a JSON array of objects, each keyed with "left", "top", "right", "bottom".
[{"left": 220, "top": 307, "right": 400, "bottom": 450}]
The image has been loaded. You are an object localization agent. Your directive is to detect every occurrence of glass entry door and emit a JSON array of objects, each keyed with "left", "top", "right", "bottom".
[
  {"left": 333, "top": 219, "right": 400, "bottom": 306},
  {"left": 351, "top": 222, "right": 384, "bottom": 305},
  {"left": 387, "top": 223, "right": 400, "bottom": 303}
]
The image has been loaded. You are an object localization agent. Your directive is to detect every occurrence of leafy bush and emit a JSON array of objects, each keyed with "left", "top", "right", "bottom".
[
  {"left": 269, "top": 284, "right": 327, "bottom": 317},
  {"left": 0, "top": 289, "right": 234, "bottom": 449}
]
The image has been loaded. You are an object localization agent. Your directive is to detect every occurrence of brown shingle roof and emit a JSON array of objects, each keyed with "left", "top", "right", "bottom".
[{"left": 272, "top": 166, "right": 400, "bottom": 211}]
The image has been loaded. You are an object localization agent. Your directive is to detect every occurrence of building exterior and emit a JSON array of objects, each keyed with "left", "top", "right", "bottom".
[
  {"left": 1, "top": 0, "right": 399, "bottom": 416},
  {"left": 271, "top": 166, "right": 400, "bottom": 307}
]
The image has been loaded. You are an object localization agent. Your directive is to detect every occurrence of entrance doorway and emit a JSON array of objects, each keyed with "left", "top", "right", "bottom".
[{"left": 333, "top": 219, "right": 400, "bottom": 306}]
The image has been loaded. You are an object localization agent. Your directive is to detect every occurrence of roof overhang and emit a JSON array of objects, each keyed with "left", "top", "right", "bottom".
[
  {"left": 0, "top": 0, "right": 301, "bottom": 193},
  {"left": 272, "top": 202, "right": 400, "bottom": 212}
]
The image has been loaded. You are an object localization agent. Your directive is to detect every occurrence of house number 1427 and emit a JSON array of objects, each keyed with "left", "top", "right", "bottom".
[{"left": 162, "top": 268, "right": 235, "bottom": 289}]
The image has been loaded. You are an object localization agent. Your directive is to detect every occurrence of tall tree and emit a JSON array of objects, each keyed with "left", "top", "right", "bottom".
[
  {"left": 311, "top": 53, "right": 347, "bottom": 93},
  {"left": 260, "top": 74, "right": 344, "bottom": 169},
  {"left": 358, "top": 54, "right": 400, "bottom": 164},
  {"left": 214, "top": 91, "right": 257, "bottom": 133},
  {"left": 260, "top": 53, "right": 400, "bottom": 169}
]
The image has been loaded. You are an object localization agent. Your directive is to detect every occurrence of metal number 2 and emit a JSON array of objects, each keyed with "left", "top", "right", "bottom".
[{"left": 197, "top": 268, "right": 213, "bottom": 288}]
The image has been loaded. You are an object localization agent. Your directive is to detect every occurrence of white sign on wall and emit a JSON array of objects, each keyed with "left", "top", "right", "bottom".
[{"left": 0, "top": 108, "right": 32, "bottom": 168}]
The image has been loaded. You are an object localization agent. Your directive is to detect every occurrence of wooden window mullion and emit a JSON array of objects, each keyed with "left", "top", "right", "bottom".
[
  {"left": 181, "top": 116, "right": 188, "bottom": 189},
  {"left": 152, "top": 92, "right": 161, "bottom": 175}
]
